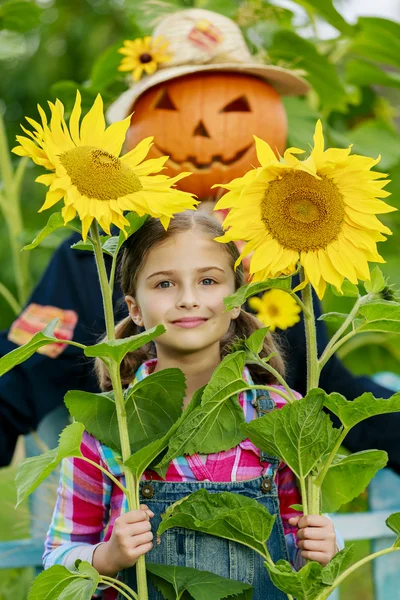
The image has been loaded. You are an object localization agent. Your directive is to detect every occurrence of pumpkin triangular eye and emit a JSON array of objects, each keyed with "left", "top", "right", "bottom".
[
  {"left": 154, "top": 89, "right": 177, "bottom": 110},
  {"left": 220, "top": 96, "right": 251, "bottom": 112}
]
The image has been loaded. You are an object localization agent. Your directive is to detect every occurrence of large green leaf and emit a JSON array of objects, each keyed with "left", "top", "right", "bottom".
[
  {"left": 386, "top": 512, "right": 400, "bottom": 548},
  {"left": 84, "top": 324, "right": 165, "bottom": 363},
  {"left": 344, "top": 120, "right": 400, "bottom": 171},
  {"left": 266, "top": 546, "right": 354, "bottom": 599},
  {"left": 324, "top": 391, "right": 400, "bottom": 430},
  {"left": 346, "top": 59, "right": 400, "bottom": 90},
  {"left": 351, "top": 17, "right": 400, "bottom": 70},
  {"left": 90, "top": 38, "right": 125, "bottom": 91},
  {"left": 155, "top": 353, "right": 249, "bottom": 469},
  {"left": 126, "top": 386, "right": 205, "bottom": 480},
  {"left": 23, "top": 213, "right": 70, "bottom": 251},
  {"left": 0, "top": 319, "right": 60, "bottom": 377},
  {"left": 269, "top": 30, "right": 347, "bottom": 112},
  {"left": 15, "top": 422, "right": 84, "bottom": 506},
  {"left": 65, "top": 369, "right": 185, "bottom": 454},
  {"left": 146, "top": 563, "right": 253, "bottom": 600},
  {"left": 283, "top": 97, "right": 320, "bottom": 150},
  {"left": 224, "top": 277, "right": 292, "bottom": 311},
  {"left": 358, "top": 300, "right": 400, "bottom": 321},
  {"left": 0, "top": 0, "right": 41, "bottom": 33},
  {"left": 158, "top": 489, "right": 275, "bottom": 558},
  {"left": 244, "top": 389, "right": 339, "bottom": 480},
  {"left": 321, "top": 450, "right": 388, "bottom": 513},
  {"left": 28, "top": 561, "right": 99, "bottom": 600},
  {"left": 290, "top": 0, "right": 354, "bottom": 35}
]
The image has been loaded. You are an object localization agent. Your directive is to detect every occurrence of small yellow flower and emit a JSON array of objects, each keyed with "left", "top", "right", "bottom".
[
  {"left": 248, "top": 289, "right": 301, "bottom": 332},
  {"left": 12, "top": 91, "right": 198, "bottom": 240},
  {"left": 214, "top": 120, "right": 395, "bottom": 299},
  {"left": 118, "top": 36, "right": 172, "bottom": 81}
]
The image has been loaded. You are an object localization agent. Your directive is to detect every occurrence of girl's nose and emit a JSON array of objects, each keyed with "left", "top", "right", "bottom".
[{"left": 177, "top": 286, "right": 200, "bottom": 308}]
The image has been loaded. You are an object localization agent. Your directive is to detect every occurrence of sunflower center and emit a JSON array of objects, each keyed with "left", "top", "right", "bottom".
[
  {"left": 140, "top": 53, "right": 153, "bottom": 63},
  {"left": 59, "top": 146, "right": 142, "bottom": 201},
  {"left": 267, "top": 304, "right": 279, "bottom": 317},
  {"left": 261, "top": 170, "right": 345, "bottom": 252}
]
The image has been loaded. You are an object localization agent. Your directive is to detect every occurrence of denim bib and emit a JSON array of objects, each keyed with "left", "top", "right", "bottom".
[{"left": 118, "top": 392, "right": 289, "bottom": 600}]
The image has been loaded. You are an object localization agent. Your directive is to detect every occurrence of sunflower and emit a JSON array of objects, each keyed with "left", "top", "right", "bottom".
[
  {"left": 248, "top": 289, "right": 301, "bottom": 332},
  {"left": 12, "top": 91, "right": 198, "bottom": 240},
  {"left": 214, "top": 120, "right": 395, "bottom": 299},
  {"left": 118, "top": 36, "right": 172, "bottom": 81}
]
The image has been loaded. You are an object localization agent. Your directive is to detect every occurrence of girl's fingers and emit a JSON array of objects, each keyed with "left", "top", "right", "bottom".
[
  {"left": 134, "top": 541, "right": 153, "bottom": 558},
  {"left": 288, "top": 516, "right": 301, "bottom": 526},
  {"left": 123, "top": 509, "right": 153, "bottom": 524},
  {"left": 132, "top": 530, "right": 154, "bottom": 548},
  {"left": 140, "top": 504, "right": 155, "bottom": 517},
  {"left": 300, "top": 550, "right": 330, "bottom": 563},
  {"left": 297, "top": 515, "right": 331, "bottom": 528},
  {"left": 126, "top": 520, "right": 152, "bottom": 536},
  {"left": 297, "top": 539, "right": 331, "bottom": 551},
  {"left": 297, "top": 526, "right": 335, "bottom": 541}
]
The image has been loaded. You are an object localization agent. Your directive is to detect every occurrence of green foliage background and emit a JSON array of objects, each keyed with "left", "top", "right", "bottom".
[{"left": 0, "top": 2, "right": 399, "bottom": 597}]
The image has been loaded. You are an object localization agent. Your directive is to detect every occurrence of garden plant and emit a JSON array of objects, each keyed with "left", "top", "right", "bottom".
[{"left": 0, "top": 86, "right": 400, "bottom": 600}]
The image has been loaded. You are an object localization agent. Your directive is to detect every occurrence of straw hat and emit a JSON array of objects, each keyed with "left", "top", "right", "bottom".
[{"left": 107, "top": 8, "right": 310, "bottom": 123}]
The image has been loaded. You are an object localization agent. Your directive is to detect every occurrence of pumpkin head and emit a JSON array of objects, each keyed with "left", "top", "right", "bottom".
[{"left": 125, "top": 71, "right": 288, "bottom": 198}]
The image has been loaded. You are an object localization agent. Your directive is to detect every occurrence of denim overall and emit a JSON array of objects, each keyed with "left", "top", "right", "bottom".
[{"left": 118, "top": 392, "right": 289, "bottom": 600}]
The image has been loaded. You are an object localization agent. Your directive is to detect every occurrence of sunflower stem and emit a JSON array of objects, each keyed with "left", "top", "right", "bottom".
[
  {"left": 247, "top": 357, "right": 296, "bottom": 403},
  {"left": 90, "top": 221, "right": 149, "bottom": 600},
  {"left": 318, "top": 295, "right": 365, "bottom": 371},
  {"left": 300, "top": 271, "right": 319, "bottom": 392}
]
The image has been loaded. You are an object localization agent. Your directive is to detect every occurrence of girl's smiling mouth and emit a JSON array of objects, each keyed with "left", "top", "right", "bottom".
[{"left": 171, "top": 317, "right": 209, "bottom": 328}]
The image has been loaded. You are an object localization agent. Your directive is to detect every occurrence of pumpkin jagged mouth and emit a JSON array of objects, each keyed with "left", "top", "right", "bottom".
[{"left": 154, "top": 143, "right": 253, "bottom": 171}]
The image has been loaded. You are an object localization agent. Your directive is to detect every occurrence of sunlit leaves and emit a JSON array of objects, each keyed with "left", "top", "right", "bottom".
[
  {"left": 244, "top": 389, "right": 339, "bottom": 480},
  {"left": 321, "top": 450, "right": 388, "bottom": 512},
  {"left": 84, "top": 324, "right": 165, "bottom": 363},
  {"left": 158, "top": 489, "right": 275, "bottom": 558},
  {"left": 324, "top": 390, "right": 400, "bottom": 430},
  {"left": 146, "top": 563, "right": 253, "bottom": 600},
  {"left": 15, "top": 422, "right": 84, "bottom": 506},
  {"left": 224, "top": 277, "right": 292, "bottom": 311},
  {"left": 23, "top": 213, "right": 70, "bottom": 251},
  {"left": 28, "top": 561, "right": 99, "bottom": 600}
]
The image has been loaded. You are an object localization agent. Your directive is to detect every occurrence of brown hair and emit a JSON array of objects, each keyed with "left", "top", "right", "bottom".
[{"left": 97, "top": 211, "right": 285, "bottom": 390}]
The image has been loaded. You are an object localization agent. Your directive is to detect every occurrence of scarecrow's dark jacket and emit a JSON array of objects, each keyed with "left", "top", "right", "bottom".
[{"left": 0, "top": 233, "right": 398, "bottom": 473}]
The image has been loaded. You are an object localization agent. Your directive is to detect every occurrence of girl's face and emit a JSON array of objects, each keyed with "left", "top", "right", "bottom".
[{"left": 125, "top": 230, "right": 240, "bottom": 358}]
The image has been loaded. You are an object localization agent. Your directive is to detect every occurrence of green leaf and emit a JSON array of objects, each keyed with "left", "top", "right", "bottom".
[
  {"left": 75, "top": 213, "right": 146, "bottom": 259},
  {"left": 265, "top": 560, "right": 325, "bottom": 600},
  {"left": 364, "top": 267, "right": 387, "bottom": 294},
  {"left": 317, "top": 312, "right": 349, "bottom": 325},
  {"left": 290, "top": 0, "right": 354, "bottom": 35},
  {"left": 321, "top": 450, "right": 388, "bottom": 513},
  {"left": 155, "top": 353, "right": 249, "bottom": 469},
  {"left": 283, "top": 97, "right": 321, "bottom": 150},
  {"left": 126, "top": 386, "right": 205, "bottom": 480},
  {"left": 28, "top": 561, "right": 99, "bottom": 600},
  {"left": 351, "top": 17, "right": 400, "bottom": 70},
  {"left": 50, "top": 81, "right": 98, "bottom": 115},
  {"left": 346, "top": 59, "right": 400, "bottom": 90},
  {"left": 386, "top": 512, "right": 400, "bottom": 547},
  {"left": 158, "top": 489, "right": 276, "bottom": 558},
  {"left": 224, "top": 277, "right": 292, "bottom": 311},
  {"left": 23, "top": 213, "right": 67, "bottom": 251},
  {"left": 0, "top": 0, "right": 41, "bottom": 33},
  {"left": 90, "top": 39, "right": 125, "bottom": 91},
  {"left": 0, "top": 319, "right": 59, "bottom": 377},
  {"left": 146, "top": 563, "right": 253, "bottom": 600},
  {"left": 331, "top": 281, "right": 360, "bottom": 298},
  {"left": 70, "top": 235, "right": 116, "bottom": 256},
  {"left": 358, "top": 300, "right": 400, "bottom": 322},
  {"left": 65, "top": 369, "right": 185, "bottom": 454},
  {"left": 357, "top": 320, "right": 400, "bottom": 334},
  {"left": 320, "top": 545, "right": 355, "bottom": 585},
  {"left": 84, "top": 324, "right": 165, "bottom": 363},
  {"left": 324, "top": 391, "right": 400, "bottom": 430},
  {"left": 269, "top": 30, "right": 347, "bottom": 113},
  {"left": 244, "top": 389, "right": 339, "bottom": 480},
  {"left": 15, "top": 422, "right": 84, "bottom": 506},
  {"left": 245, "top": 327, "right": 270, "bottom": 355},
  {"left": 345, "top": 120, "right": 400, "bottom": 171}
]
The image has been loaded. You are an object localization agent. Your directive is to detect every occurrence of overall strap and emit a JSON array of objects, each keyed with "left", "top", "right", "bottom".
[{"left": 251, "top": 389, "right": 281, "bottom": 480}]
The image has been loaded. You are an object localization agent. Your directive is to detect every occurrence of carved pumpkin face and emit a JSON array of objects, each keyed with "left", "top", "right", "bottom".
[{"left": 125, "top": 71, "right": 288, "bottom": 198}]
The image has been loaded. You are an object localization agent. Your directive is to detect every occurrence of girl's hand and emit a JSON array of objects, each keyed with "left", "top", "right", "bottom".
[
  {"left": 93, "top": 504, "right": 154, "bottom": 576},
  {"left": 288, "top": 515, "right": 337, "bottom": 566}
]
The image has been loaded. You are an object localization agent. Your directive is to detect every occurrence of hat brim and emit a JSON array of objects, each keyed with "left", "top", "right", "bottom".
[{"left": 107, "top": 62, "right": 310, "bottom": 123}]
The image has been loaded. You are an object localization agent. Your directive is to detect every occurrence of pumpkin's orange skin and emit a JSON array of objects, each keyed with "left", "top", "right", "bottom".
[{"left": 125, "top": 72, "right": 288, "bottom": 198}]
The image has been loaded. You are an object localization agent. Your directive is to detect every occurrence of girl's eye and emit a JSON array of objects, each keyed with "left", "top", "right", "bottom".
[
  {"left": 200, "top": 278, "right": 216, "bottom": 286},
  {"left": 156, "top": 280, "right": 173, "bottom": 289}
]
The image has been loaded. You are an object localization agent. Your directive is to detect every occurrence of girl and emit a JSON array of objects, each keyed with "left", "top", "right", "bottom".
[{"left": 44, "top": 211, "right": 338, "bottom": 599}]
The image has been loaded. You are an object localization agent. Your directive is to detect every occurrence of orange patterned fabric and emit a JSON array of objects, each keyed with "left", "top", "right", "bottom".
[{"left": 8, "top": 303, "right": 78, "bottom": 358}]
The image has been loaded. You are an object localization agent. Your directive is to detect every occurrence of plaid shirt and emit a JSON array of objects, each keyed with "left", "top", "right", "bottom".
[{"left": 44, "top": 361, "right": 303, "bottom": 596}]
